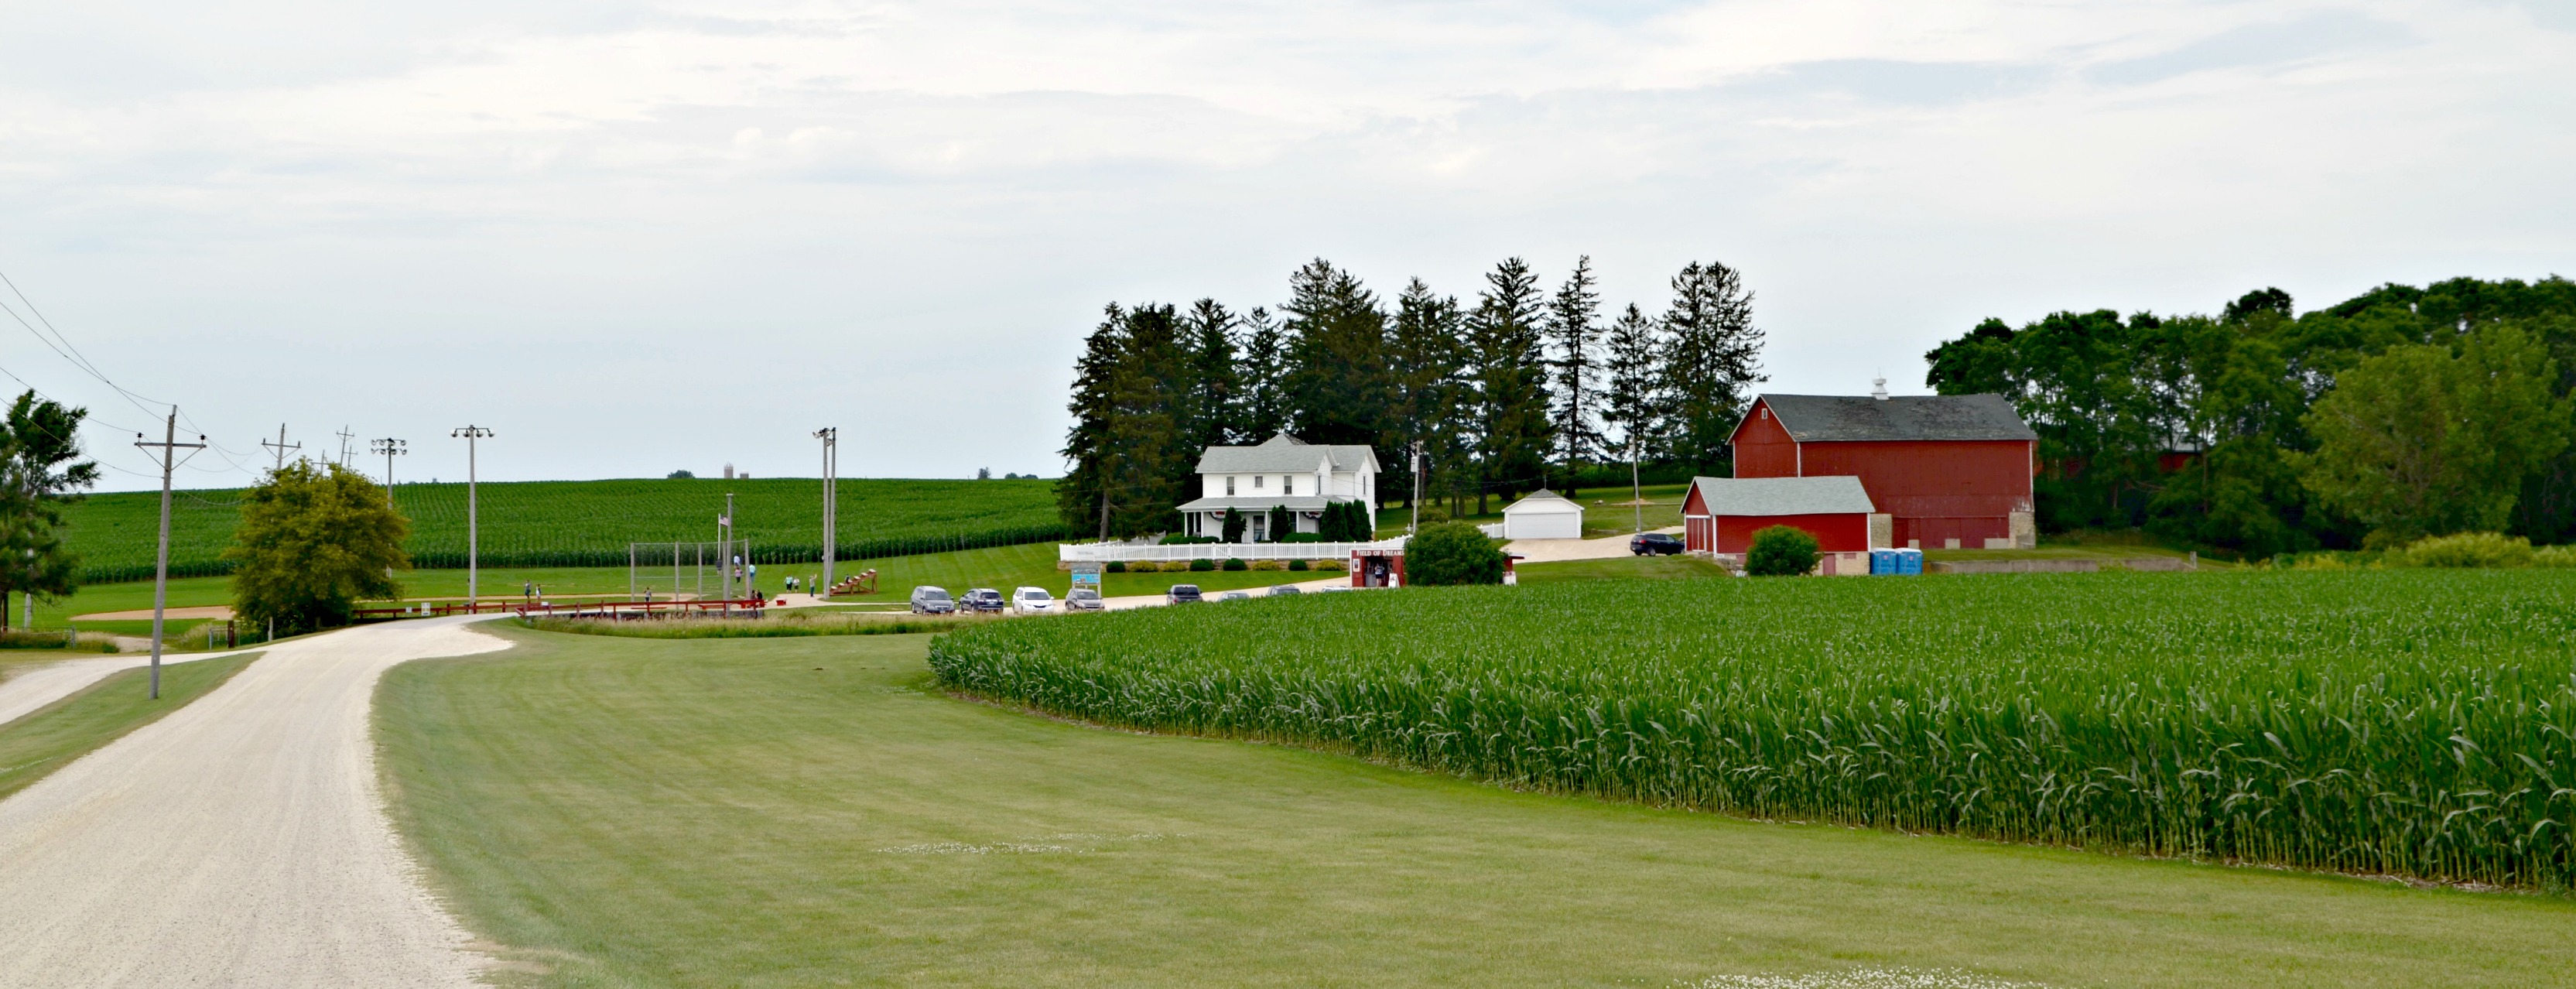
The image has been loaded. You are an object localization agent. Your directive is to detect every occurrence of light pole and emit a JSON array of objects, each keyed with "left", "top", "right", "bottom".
[
  {"left": 371, "top": 437, "right": 406, "bottom": 508},
  {"left": 452, "top": 426, "right": 493, "bottom": 608},
  {"left": 814, "top": 427, "right": 836, "bottom": 595},
  {"left": 1409, "top": 440, "right": 1422, "bottom": 536}
]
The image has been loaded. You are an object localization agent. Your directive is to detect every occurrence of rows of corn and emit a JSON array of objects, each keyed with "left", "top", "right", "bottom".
[
  {"left": 927, "top": 570, "right": 2576, "bottom": 891},
  {"left": 64, "top": 477, "right": 1063, "bottom": 581}
]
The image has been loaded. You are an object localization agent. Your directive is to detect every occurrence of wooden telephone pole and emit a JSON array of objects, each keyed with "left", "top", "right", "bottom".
[{"left": 135, "top": 409, "right": 206, "bottom": 700}]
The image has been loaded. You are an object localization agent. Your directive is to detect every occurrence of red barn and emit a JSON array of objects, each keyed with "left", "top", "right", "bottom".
[
  {"left": 1681, "top": 476, "right": 1877, "bottom": 554},
  {"left": 1729, "top": 393, "right": 2037, "bottom": 549}
]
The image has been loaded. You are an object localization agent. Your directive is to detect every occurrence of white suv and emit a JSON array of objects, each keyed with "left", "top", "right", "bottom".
[{"left": 1011, "top": 587, "right": 1055, "bottom": 614}]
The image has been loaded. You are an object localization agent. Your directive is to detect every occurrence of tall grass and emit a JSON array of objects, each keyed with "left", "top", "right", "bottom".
[{"left": 927, "top": 570, "right": 2576, "bottom": 891}]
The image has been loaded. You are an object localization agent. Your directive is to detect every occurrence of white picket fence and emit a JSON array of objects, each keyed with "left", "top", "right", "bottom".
[{"left": 1059, "top": 537, "right": 1409, "bottom": 564}]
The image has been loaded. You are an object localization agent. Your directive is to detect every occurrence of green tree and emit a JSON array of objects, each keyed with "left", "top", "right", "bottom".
[
  {"left": 1267, "top": 504, "right": 1293, "bottom": 542},
  {"left": 2299, "top": 325, "right": 2571, "bottom": 543},
  {"left": 1659, "top": 261, "right": 1764, "bottom": 474},
  {"left": 1183, "top": 299, "right": 1243, "bottom": 449},
  {"left": 1545, "top": 255, "right": 1604, "bottom": 494},
  {"left": 1600, "top": 303, "right": 1665, "bottom": 468},
  {"left": 227, "top": 460, "right": 410, "bottom": 635},
  {"left": 1281, "top": 258, "right": 1394, "bottom": 452},
  {"left": 1743, "top": 525, "right": 1819, "bottom": 577},
  {"left": 1467, "top": 258, "right": 1555, "bottom": 513},
  {"left": 1237, "top": 306, "right": 1290, "bottom": 440},
  {"left": 1404, "top": 521, "right": 1504, "bottom": 585},
  {"left": 0, "top": 392, "right": 99, "bottom": 628},
  {"left": 1220, "top": 507, "right": 1246, "bottom": 543},
  {"left": 1390, "top": 278, "right": 1468, "bottom": 514}
]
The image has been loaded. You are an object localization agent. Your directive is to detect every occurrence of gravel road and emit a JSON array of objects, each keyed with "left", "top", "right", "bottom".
[
  {"left": 0, "top": 648, "right": 253, "bottom": 728},
  {"left": 0, "top": 617, "right": 510, "bottom": 987}
]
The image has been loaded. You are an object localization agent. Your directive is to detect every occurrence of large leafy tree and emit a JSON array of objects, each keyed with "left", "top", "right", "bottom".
[
  {"left": 2298, "top": 324, "right": 2570, "bottom": 543},
  {"left": 1659, "top": 260, "right": 1764, "bottom": 474},
  {"left": 1466, "top": 257, "right": 1555, "bottom": 512},
  {"left": 0, "top": 392, "right": 99, "bottom": 628},
  {"left": 227, "top": 460, "right": 409, "bottom": 635},
  {"left": 1545, "top": 255, "right": 1604, "bottom": 494}
]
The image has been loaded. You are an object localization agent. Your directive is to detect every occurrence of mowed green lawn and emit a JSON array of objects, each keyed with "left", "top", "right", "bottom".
[
  {"left": 0, "top": 652, "right": 257, "bottom": 800},
  {"left": 378, "top": 627, "right": 2576, "bottom": 988}
]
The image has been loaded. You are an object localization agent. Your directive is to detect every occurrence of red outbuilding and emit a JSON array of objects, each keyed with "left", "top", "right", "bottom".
[
  {"left": 1729, "top": 392, "right": 2038, "bottom": 549},
  {"left": 1682, "top": 476, "right": 1879, "bottom": 555}
]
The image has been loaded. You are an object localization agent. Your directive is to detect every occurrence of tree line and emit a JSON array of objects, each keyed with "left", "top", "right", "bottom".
[
  {"left": 1059, "top": 256, "right": 1766, "bottom": 538},
  {"left": 1926, "top": 275, "right": 2576, "bottom": 555}
]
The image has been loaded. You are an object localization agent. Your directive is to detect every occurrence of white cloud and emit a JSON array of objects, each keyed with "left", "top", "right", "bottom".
[{"left": 0, "top": 0, "right": 2568, "bottom": 488}]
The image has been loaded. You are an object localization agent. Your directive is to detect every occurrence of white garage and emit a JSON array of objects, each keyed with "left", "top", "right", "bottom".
[{"left": 1500, "top": 489, "right": 1586, "bottom": 539}]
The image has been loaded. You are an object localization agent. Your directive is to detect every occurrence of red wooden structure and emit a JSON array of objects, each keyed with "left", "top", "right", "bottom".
[
  {"left": 1681, "top": 476, "right": 1876, "bottom": 554},
  {"left": 1729, "top": 393, "right": 2037, "bottom": 549}
]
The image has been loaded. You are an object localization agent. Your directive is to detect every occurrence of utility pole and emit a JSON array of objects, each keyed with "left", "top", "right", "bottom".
[
  {"left": 718, "top": 493, "right": 736, "bottom": 601},
  {"left": 260, "top": 424, "right": 301, "bottom": 474},
  {"left": 371, "top": 437, "right": 406, "bottom": 508},
  {"left": 135, "top": 409, "right": 205, "bottom": 700},
  {"left": 335, "top": 425, "right": 357, "bottom": 468},
  {"left": 1409, "top": 440, "right": 1423, "bottom": 536},
  {"left": 451, "top": 426, "right": 493, "bottom": 607},
  {"left": 814, "top": 427, "right": 836, "bottom": 594}
]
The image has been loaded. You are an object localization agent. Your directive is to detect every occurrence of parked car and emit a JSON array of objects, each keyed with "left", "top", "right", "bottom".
[
  {"left": 1011, "top": 587, "right": 1055, "bottom": 614},
  {"left": 1218, "top": 590, "right": 1251, "bottom": 602},
  {"left": 1266, "top": 584, "right": 1301, "bottom": 597},
  {"left": 1064, "top": 587, "right": 1105, "bottom": 611},
  {"left": 1631, "top": 532, "right": 1685, "bottom": 556},
  {"left": 1165, "top": 583, "right": 1203, "bottom": 605},
  {"left": 908, "top": 586, "right": 955, "bottom": 614},
  {"left": 961, "top": 587, "right": 1007, "bottom": 613}
]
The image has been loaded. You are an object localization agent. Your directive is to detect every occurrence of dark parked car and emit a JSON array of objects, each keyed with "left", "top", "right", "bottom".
[
  {"left": 1065, "top": 587, "right": 1105, "bottom": 611},
  {"left": 1631, "top": 532, "right": 1685, "bottom": 556},
  {"left": 908, "top": 586, "right": 955, "bottom": 614},
  {"left": 960, "top": 587, "right": 1007, "bottom": 613},
  {"left": 1165, "top": 583, "right": 1203, "bottom": 605}
]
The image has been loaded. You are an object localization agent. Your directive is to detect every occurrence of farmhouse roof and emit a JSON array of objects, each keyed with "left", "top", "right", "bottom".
[
  {"left": 1688, "top": 476, "right": 1877, "bottom": 516},
  {"left": 1746, "top": 394, "right": 2037, "bottom": 443},
  {"left": 1502, "top": 489, "right": 1582, "bottom": 515},
  {"left": 1174, "top": 494, "right": 1340, "bottom": 513},
  {"left": 1194, "top": 433, "right": 1380, "bottom": 474}
]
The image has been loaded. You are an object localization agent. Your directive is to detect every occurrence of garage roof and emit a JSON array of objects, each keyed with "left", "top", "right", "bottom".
[
  {"left": 1688, "top": 476, "right": 1876, "bottom": 516},
  {"left": 1746, "top": 394, "right": 2037, "bottom": 443},
  {"left": 1502, "top": 489, "right": 1582, "bottom": 515}
]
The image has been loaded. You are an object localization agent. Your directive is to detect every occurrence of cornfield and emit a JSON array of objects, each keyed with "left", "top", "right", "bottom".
[
  {"left": 928, "top": 570, "right": 2576, "bottom": 891},
  {"left": 63, "top": 477, "right": 1063, "bottom": 582}
]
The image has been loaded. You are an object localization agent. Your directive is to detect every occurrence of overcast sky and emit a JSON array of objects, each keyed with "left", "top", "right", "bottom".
[{"left": 5, "top": 0, "right": 2570, "bottom": 491}]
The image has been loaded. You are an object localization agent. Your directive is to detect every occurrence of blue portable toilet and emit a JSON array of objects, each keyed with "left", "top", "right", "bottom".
[
  {"left": 1870, "top": 549, "right": 1900, "bottom": 575},
  {"left": 1895, "top": 547, "right": 1924, "bottom": 575}
]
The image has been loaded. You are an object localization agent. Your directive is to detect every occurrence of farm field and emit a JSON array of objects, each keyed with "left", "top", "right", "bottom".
[
  {"left": 376, "top": 625, "right": 2576, "bottom": 988},
  {"left": 931, "top": 569, "right": 2576, "bottom": 891},
  {"left": 60, "top": 477, "right": 1062, "bottom": 581}
]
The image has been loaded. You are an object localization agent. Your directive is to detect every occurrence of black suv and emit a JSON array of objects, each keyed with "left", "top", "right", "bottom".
[
  {"left": 1630, "top": 532, "right": 1685, "bottom": 556},
  {"left": 1165, "top": 583, "right": 1204, "bottom": 605},
  {"left": 960, "top": 587, "right": 1007, "bottom": 613}
]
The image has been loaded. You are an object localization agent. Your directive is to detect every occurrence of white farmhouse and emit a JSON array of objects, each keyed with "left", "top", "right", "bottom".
[{"left": 1175, "top": 433, "right": 1380, "bottom": 541}]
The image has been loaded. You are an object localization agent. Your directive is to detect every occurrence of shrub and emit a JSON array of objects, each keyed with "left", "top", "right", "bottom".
[
  {"left": 1161, "top": 535, "right": 1221, "bottom": 546},
  {"left": 1313, "top": 560, "right": 1345, "bottom": 572},
  {"left": 1745, "top": 525, "right": 1820, "bottom": 577},
  {"left": 1287, "top": 560, "right": 1309, "bottom": 572},
  {"left": 1406, "top": 521, "right": 1504, "bottom": 585},
  {"left": 1105, "top": 560, "right": 1127, "bottom": 573},
  {"left": 2537, "top": 545, "right": 2576, "bottom": 568},
  {"left": 1129, "top": 561, "right": 1161, "bottom": 573},
  {"left": 1416, "top": 505, "right": 1450, "bottom": 524},
  {"left": 1249, "top": 560, "right": 1285, "bottom": 571},
  {"left": 1222, "top": 558, "right": 1247, "bottom": 571},
  {"left": 2400, "top": 532, "right": 2535, "bottom": 568},
  {"left": 1277, "top": 532, "right": 1326, "bottom": 544},
  {"left": 1189, "top": 559, "right": 1216, "bottom": 572}
]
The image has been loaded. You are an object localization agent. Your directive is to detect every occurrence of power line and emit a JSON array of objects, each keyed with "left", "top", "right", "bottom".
[{"left": 0, "top": 268, "right": 166, "bottom": 420}]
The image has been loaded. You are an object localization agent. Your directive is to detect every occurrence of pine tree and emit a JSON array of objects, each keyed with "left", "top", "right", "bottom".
[
  {"left": 1183, "top": 299, "right": 1242, "bottom": 448},
  {"left": 1466, "top": 257, "right": 1555, "bottom": 513},
  {"left": 1281, "top": 258, "right": 1393, "bottom": 452},
  {"left": 1103, "top": 303, "right": 1193, "bottom": 538},
  {"left": 1661, "top": 260, "right": 1765, "bottom": 474},
  {"left": 1237, "top": 306, "right": 1289, "bottom": 440},
  {"left": 1055, "top": 306, "right": 1125, "bottom": 536},
  {"left": 1545, "top": 255, "right": 1604, "bottom": 496},
  {"left": 1390, "top": 278, "right": 1467, "bottom": 513},
  {"left": 1601, "top": 302, "right": 1667, "bottom": 467}
]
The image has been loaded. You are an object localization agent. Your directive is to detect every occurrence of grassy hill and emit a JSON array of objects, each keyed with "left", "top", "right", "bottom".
[{"left": 63, "top": 477, "right": 1064, "bottom": 582}]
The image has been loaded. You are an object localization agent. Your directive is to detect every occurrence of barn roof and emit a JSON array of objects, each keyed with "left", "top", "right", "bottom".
[
  {"left": 1745, "top": 394, "right": 2037, "bottom": 443},
  {"left": 1688, "top": 476, "right": 1876, "bottom": 516},
  {"left": 1195, "top": 433, "right": 1380, "bottom": 474}
]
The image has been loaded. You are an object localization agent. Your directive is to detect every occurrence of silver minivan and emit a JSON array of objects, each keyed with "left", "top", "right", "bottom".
[{"left": 908, "top": 586, "right": 956, "bottom": 614}]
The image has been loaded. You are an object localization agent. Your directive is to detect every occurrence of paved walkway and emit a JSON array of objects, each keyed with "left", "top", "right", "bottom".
[{"left": 0, "top": 618, "right": 508, "bottom": 987}]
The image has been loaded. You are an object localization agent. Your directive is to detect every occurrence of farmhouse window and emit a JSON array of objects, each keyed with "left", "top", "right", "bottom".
[
  {"left": 1285, "top": 476, "right": 1295, "bottom": 495},
  {"left": 1226, "top": 476, "right": 1235, "bottom": 495},
  {"left": 1254, "top": 475, "right": 1264, "bottom": 489}
]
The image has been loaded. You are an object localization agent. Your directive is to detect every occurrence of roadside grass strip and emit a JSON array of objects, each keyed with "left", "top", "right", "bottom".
[
  {"left": 1687, "top": 970, "right": 2054, "bottom": 989},
  {"left": 378, "top": 627, "right": 2576, "bottom": 987},
  {"left": 928, "top": 569, "right": 2576, "bottom": 892},
  {"left": 0, "top": 652, "right": 258, "bottom": 801}
]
